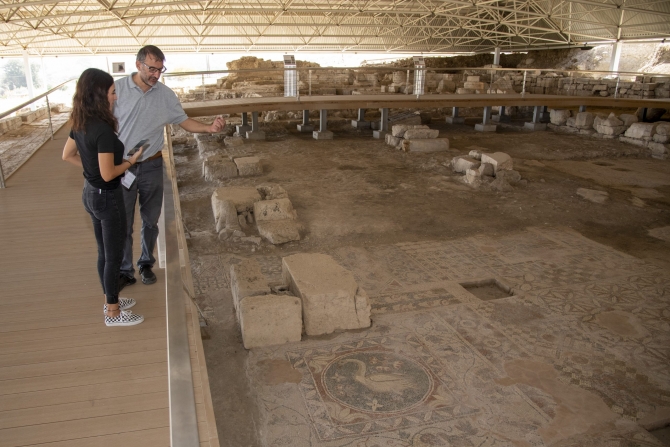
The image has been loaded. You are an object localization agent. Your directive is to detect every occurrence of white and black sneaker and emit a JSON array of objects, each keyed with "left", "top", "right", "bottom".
[
  {"left": 103, "top": 297, "right": 136, "bottom": 314},
  {"left": 105, "top": 310, "right": 144, "bottom": 327}
]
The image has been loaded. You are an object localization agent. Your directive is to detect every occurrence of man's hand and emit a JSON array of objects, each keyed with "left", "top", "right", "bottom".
[{"left": 209, "top": 116, "right": 226, "bottom": 133}]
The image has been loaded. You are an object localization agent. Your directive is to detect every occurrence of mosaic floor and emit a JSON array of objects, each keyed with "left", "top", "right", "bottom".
[
  {"left": 0, "top": 113, "right": 69, "bottom": 178},
  {"left": 192, "top": 227, "right": 670, "bottom": 446}
]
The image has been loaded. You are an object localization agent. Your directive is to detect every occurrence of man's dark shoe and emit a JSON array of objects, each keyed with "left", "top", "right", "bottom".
[
  {"left": 139, "top": 265, "right": 157, "bottom": 285},
  {"left": 119, "top": 274, "right": 136, "bottom": 292}
]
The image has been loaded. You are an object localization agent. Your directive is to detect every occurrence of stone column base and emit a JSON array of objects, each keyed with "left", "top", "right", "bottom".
[
  {"left": 246, "top": 130, "right": 266, "bottom": 140},
  {"left": 524, "top": 122, "right": 547, "bottom": 131},
  {"left": 297, "top": 124, "right": 314, "bottom": 132},
  {"left": 313, "top": 131, "right": 334, "bottom": 140},
  {"left": 236, "top": 125, "right": 252, "bottom": 136},
  {"left": 445, "top": 117, "right": 465, "bottom": 124},
  {"left": 475, "top": 123, "right": 497, "bottom": 132},
  {"left": 373, "top": 130, "right": 388, "bottom": 139}
]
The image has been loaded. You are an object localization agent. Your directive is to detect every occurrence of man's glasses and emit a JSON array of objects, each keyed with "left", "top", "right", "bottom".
[{"left": 141, "top": 61, "right": 167, "bottom": 74}]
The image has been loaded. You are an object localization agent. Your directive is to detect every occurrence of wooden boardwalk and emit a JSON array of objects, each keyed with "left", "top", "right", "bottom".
[
  {"left": 0, "top": 125, "right": 217, "bottom": 446},
  {"left": 182, "top": 92, "right": 670, "bottom": 116}
]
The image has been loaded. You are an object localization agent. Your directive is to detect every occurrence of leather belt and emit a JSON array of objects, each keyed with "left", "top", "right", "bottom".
[{"left": 139, "top": 152, "right": 162, "bottom": 163}]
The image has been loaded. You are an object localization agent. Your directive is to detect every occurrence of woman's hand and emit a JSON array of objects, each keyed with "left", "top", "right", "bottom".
[{"left": 127, "top": 145, "right": 145, "bottom": 165}]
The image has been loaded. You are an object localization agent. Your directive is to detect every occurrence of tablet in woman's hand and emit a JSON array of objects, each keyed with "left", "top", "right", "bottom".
[{"left": 127, "top": 139, "right": 149, "bottom": 156}]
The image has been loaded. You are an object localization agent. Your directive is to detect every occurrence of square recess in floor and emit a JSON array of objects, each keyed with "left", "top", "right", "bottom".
[{"left": 460, "top": 278, "right": 514, "bottom": 301}]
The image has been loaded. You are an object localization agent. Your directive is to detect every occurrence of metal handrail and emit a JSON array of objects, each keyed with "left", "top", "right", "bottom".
[
  {"left": 0, "top": 78, "right": 77, "bottom": 121},
  {"left": 163, "top": 66, "right": 670, "bottom": 79},
  {"left": 162, "top": 128, "right": 201, "bottom": 446}
]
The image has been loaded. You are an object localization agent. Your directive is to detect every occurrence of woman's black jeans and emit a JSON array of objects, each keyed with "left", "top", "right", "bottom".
[{"left": 82, "top": 181, "right": 127, "bottom": 305}]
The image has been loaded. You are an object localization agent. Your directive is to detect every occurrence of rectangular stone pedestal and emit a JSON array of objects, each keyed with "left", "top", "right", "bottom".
[
  {"left": 445, "top": 117, "right": 465, "bottom": 124},
  {"left": 373, "top": 130, "right": 388, "bottom": 139},
  {"left": 524, "top": 122, "right": 547, "bottom": 131},
  {"left": 236, "top": 124, "right": 251, "bottom": 136},
  {"left": 475, "top": 123, "right": 497, "bottom": 132},
  {"left": 351, "top": 120, "right": 371, "bottom": 129},
  {"left": 297, "top": 124, "right": 314, "bottom": 132},
  {"left": 313, "top": 131, "right": 334, "bottom": 140},
  {"left": 246, "top": 130, "right": 266, "bottom": 140}
]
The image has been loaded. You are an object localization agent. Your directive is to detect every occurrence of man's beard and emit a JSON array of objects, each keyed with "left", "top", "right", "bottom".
[{"left": 140, "top": 71, "right": 158, "bottom": 87}]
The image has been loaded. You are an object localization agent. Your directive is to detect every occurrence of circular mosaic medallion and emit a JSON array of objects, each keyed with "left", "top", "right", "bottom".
[{"left": 323, "top": 351, "right": 432, "bottom": 413}]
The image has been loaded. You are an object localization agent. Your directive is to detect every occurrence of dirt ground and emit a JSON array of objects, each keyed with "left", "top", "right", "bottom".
[{"left": 173, "top": 109, "right": 670, "bottom": 446}]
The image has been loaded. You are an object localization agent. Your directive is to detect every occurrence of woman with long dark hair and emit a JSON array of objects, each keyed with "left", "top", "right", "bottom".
[{"left": 63, "top": 68, "right": 145, "bottom": 326}]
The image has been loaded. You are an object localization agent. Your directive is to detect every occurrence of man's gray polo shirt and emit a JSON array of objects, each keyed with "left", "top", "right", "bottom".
[{"left": 114, "top": 74, "right": 188, "bottom": 161}]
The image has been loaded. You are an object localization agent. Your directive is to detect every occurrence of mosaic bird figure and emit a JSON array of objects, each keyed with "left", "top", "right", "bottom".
[{"left": 340, "top": 359, "right": 416, "bottom": 394}]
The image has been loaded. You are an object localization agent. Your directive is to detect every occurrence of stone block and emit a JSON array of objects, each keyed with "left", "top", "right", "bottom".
[
  {"left": 313, "top": 131, "right": 334, "bottom": 140},
  {"left": 451, "top": 156, "right": 481, "bottom": 173},
  {"left": 204, "top": 155, "right": 238, "bottom": 181},
  {"left": 466, "top": 76, "right": 480, "bottom": 82},
  {"left": 254, "top": 198, "right": 297, "bottom": 222},
  {"left": 619, "top": 136, "right": 648, "bottom": 147},
  {"left": 403, "top": 128, "right": 439, "bottom": 139},
  {"left": 575, "top": 112, "right": 595, "bottom": 129},
  {"left": 549, "top": 109, "right": 571, "bottom": 125},
  {"left": 481, "top": 152, "right": 513, "bottom": 173},
  {"left": 212, "top": 187, "right": 261, "bottom": 216},
  {"left": 468, "top": 149, "right": 483, "bottom": 160},
  {"left": 230, "top": 259, "right": 271, "bottom": 318},
  {"left": 257, "top": 220, "right": 301, "bottom": 244},
  {"left": 257, "top": 184, "right": 289, "bottom": 200},
  {"left": 351, "top": 120, "right": 371, "bottom": 129},
  {"left": 465, "top": 168, "right": 481, "bottom": 187},
  {"left": 385, "top": 133, "right": 402, "bottom": 147},
  {"left": 239, "top": 295, "right": 302, "bottom": 349},
  {"left": 391, "top": 124, "right": 427, "bottom": 138},
  {"left": 566, "top": 117, "right": 577, "bottom": 128},
  {"left": 236, "top": 124, "right": 252, "bottom": 136},
  {"left": 619, "top": 114, "right": 638, "bottom": 127},
  {"left": 496, "top": 169, "right": 522, "bottom": 185},
  {"left": 463, "top": 82, "right": 485, "bottom": 89},
  {"left": 198, "top": 140, "right": 221, "bottom": 159},
  {"left": 653, "top": 134, "right": 670, "bottom": 143},
  {"left": 224, "top": 136, "right": 245, "bottom": 147},
  {"left": 648, "top": 142, "right": 669, "bottom": 159},
  {"left": 234, "top": 156, "right": 262, "bottom": 177},
  {"left": 246, "top": 130, "right": 266, "bottom": 140},
  {"left": 297, "top": 124, "right": 314, "bottom": 133},
  {"left": 479, "top": 163, "right": 494, "bottom": 177},
  {"left": 401, "top": 138, "right": 449, "bottom": 153},
  {"left": 282, "top": 253, "right": 371, "bottom": 335},
  {"left": 577, "top": 188, "right": 608, "bottom": 204},
  {"left": 656, "top": 122, "right": 670, "bottom": 136},
  {"left": 625, "top": 123, "right": 657, "bottom": 139},
  {"left": 212, "top": 199, "right": 240, "bottom": 234},
  {"left": 475, "top": 123, "right": 497, "bottom": 132},
  {"left": 373, "top": 130, "right": 388, "bottom": 139},
  {"left": 524, "top": 122, "right": 547, "bottom": 131}
]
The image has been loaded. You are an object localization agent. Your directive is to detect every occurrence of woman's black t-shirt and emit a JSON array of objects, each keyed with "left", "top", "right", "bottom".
[{"left": 69, "top": 119, "right": 124, "bottom": 189}]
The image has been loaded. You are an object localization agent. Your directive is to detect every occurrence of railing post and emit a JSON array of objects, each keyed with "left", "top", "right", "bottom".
[
  {"left": 0, "top": 158, "right": 5, "bottom": 188},
  {"left": 45, "top": 95, "right": 54, "bottom": 141},
  {"left": 406, "top": 69, "right": 410, "bottom": 95},
  {"left": 522, "top": 70, "right": 527, "bottom": 96},
  {"left": 614, "top": 76, "right": 620, "bottom": 99},
  {"left": 309, "top": 70, "right": 312, "bottom": 96}
]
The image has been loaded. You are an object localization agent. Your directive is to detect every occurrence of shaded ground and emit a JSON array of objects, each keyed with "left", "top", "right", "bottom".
[{"left": 174, "top": 110, "right": 670, "bottom": 446}]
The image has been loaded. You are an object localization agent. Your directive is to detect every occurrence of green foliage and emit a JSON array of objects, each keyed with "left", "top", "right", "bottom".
[{"left": 2, "top": 59, "right": 41, "bottom": 90}]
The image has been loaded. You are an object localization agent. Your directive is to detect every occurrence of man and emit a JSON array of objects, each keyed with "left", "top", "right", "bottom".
[{"left": 115, "top": 45, "right": 225, "bottom": 288}]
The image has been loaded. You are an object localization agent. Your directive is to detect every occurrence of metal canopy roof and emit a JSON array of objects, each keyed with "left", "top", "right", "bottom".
[{"left": 1, "top": 0, "right": 669, "bottom": 56}]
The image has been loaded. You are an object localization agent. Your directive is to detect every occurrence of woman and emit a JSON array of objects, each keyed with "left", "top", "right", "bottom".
[{"left": 62, "top": 68, "right": 144, "bottom": 326}]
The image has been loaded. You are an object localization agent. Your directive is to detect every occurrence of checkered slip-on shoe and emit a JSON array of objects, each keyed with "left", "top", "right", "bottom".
[
  {"left": 105, "top": 310, "right": 144, "bottom": 327},
  {"left": 103, "top": 297, "right": 136, "bottom": 314}
]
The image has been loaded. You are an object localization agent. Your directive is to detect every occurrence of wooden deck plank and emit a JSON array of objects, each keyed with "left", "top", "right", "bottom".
[{"left": 0, "top": 126, "right": 172, "bottom": 447}]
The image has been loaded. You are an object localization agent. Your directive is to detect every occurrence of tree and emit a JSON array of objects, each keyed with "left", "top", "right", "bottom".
[{"left": 2, "top": 59, "right": 41, "bottom": 90}]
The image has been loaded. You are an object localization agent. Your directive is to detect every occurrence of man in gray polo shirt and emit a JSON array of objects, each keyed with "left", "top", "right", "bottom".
[{"left": 115, "top": 45, "right": 224, "bottom": 287}]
